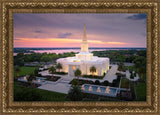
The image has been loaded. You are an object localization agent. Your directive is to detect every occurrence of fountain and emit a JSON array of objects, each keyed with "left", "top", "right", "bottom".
[
  {"left": 88, "top": 86, "right": 93, "bottom": 91},
  {"left": 97, "top": 87, "right": 101, "bottom": 93},
  {"left": 81, "top": 85, "right": 85, "bottom": 90},
  {"left": 105, "top": 86, "right": 110, "bottom": 94},
  {"left": 81, "top": 84, "right": 117, "bottom": 97},
  {"left": 38, "top": 79, "right": 41, "bottom": 83},
  {"left": 24, "top": 76, "right": 27, "bottom": 80}
]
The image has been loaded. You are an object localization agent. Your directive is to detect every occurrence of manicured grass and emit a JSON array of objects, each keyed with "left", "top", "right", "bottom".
[
  {"left": 135, "top": 82, "right": 146, "bottom": 101},
  {"left": 14, "top": 82, "right": 67, "bottom": 101},
  {"left": 120, "top": 77, "right": 130, "bottom": 89},
  {"left": 14, "top": 66, "right": 37, "bottom": 77}
]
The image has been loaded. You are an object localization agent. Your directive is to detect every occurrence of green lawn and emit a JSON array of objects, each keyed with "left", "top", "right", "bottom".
[
  {"left": 135, "top": 82, "right": 146, "bottom": 101},
  {"left": 120, "top": 77, "right": 130, "bottom": 89},
  {"left": 14, "top": 82, "right": 67, "bottom": 101},
  {"left": 14, "top": 66, "right": 37, "bottom": 77}
]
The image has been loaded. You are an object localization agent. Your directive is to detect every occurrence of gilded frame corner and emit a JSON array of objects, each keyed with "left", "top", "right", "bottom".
[{"left": 0, "top": 0, "right": 159, "bottom": 114}]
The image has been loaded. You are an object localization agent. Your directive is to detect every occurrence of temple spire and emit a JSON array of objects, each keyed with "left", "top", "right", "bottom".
[
  {"left": 81, "top": 24, "right": 88, "bottom": 52},
  {"left": 83, "top": 24, "right": 87, "bottom": 41}
]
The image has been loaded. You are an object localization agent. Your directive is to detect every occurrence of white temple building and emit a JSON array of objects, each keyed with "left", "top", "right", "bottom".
[{"left": 57, "top": 24, "right": 110, "bottom": 77}]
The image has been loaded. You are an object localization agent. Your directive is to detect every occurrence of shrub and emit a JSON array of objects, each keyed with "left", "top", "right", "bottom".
[
  {"left": 102, "top": 80, "right": 109, "bottom": 86},
  {"left": 71, "top": 79, "right": 78, "bottom": 86},
  {"left": 112, "top": 80, "right": 117, "bottom": 87},
  {"left": 82, "top": 74, "right": 104, "bottom": 79},
  {"left": 94, "top": 80, "right": 100, "bottom": 85},
  {"left": 130, "top": 73, "right": 134, "bottom": 79},
  {"left": 38, "top": 74, "right": 42, "bottom": 77},
  {"left": 69, "top": 79, "right": 94, "bottom": 85},
  {"left": 55, "top": 72, "right": 67, "bottom": 75},
  {"left": 67, "top": 86, "right": 83, "bottom": 101}
]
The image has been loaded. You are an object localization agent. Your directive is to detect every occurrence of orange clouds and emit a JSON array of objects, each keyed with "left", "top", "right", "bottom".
[
  {"left": 14, "top": 38, "right": 128, "bottom": 47},
  {"left": 106, "top": 42, "right": 126, "bottom": 45}
]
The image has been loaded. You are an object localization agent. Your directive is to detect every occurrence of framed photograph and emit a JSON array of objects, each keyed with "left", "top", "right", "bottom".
[{"left": 0, "top": 0, "right": 159, "bottom": 114}]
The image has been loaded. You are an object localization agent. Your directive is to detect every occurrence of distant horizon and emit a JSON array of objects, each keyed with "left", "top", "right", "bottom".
[{"left": 14, "top": 47, "right": 146, "bottom": 49}]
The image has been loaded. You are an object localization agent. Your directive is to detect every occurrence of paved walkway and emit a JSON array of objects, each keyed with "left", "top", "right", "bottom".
[
  {"left": 101, "top": 65, "right": 118, "bottom": 83},
  {"left": 38, "top": 82, "right": 71, "bottom": 94},
  {"left": 125, "top": 70, "right": 139, "bottom": 81},
  {"left": 38, "top": 72, "right": 73, "bottom": 94}
]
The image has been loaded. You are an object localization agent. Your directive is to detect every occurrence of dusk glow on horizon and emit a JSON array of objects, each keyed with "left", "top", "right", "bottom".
[{"left": 14, "top": 13, "right": 147, "bottom": 48}]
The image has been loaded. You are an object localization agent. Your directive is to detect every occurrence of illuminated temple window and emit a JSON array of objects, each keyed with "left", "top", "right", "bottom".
[
  {"left": 73, "top": 60, "right": 80, "bottom": 62},
  {"left": 72, "top": 65, "right": 76, "bottom": 70}
]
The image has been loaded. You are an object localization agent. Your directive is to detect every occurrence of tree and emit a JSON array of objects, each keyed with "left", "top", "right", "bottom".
[
  {"left": 17, "top": 52, "right": 24, "bottom": 58},
  {"left": 15, "top": 67, "right": 21, "bottom": 78},
  {"left": 34, "top": 68, "right": 39, "bottom": 76},
  {"left": 71, "top": 79, "right": 78, "bottom": 86},
  {"left": 56, "top": 63, "right": 62, "bottom": 72},
  {"left": 14, "top": 52, "right": 24, "bottom": 66},
  {"left": 118, "top": 62, "right": 124, "bottom": 75},
  {"left": 48, "top": 66, "right": 56, "bottom": 79},
  {"left": 134, "top": 61, "right": 141, "bottom": 72},
  {"left": 74, "top": 68, "right": 81, "bottom": 80},
  {"left": 133, "top": 56, "right": 146, "bottom": 72},
  {"left": 130, "top": 72, "right": 134, "bottom": 79},
  {"left": 134, "top": 72, "right": 137, "bottom": 77},
  {"left": 67, "top": 86, "right": 83, "bottom": 101},
  {"left": 40, "top": 55, "right": 52, "bottom": 62},
  {"left": 139, "top": 67, "right": 145, "bottom": 80},
  {"left": 102, "top": 80, "right": 109, "bottom": 86},
  {"left": 116, "top": 55, "right": 126, "bottom": 62},
  {"left": 95, "top": 80, "right": 100, "bottom": 85},
  {"left": 90, "top": 66, "right": 96, "bottom": 76},
  {"left": 27, "top": 73, "right": 36, "bottom": 88}
]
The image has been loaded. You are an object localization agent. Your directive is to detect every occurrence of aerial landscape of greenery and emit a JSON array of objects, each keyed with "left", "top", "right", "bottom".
[{"left": 14, "top": 49, "right": 146, "bottom": 101}]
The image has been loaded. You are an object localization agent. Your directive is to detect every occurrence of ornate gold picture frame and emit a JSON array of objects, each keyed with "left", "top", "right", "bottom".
[{"left": 0, "top": 0, "right": 159, "bottom": 114}]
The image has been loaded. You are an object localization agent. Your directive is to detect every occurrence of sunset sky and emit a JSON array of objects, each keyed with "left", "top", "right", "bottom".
[{"left": 14, "top": 13, "right": 146, "bottom": 48}]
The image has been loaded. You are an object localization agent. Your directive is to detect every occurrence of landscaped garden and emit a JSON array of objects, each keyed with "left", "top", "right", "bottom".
[
  {"left": 69, "top": 79, "right": 94, "bottom": 86},
  {"left": 120, "top": 77, "right": 130, "bottom": 89},
  {"left": 69, "top": 77, "right": 121, "bottom": 88}
]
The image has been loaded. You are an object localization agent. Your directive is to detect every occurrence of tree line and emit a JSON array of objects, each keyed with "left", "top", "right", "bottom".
[{"left": 14, "top": 50, "right": 146, "bottom": 66}]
